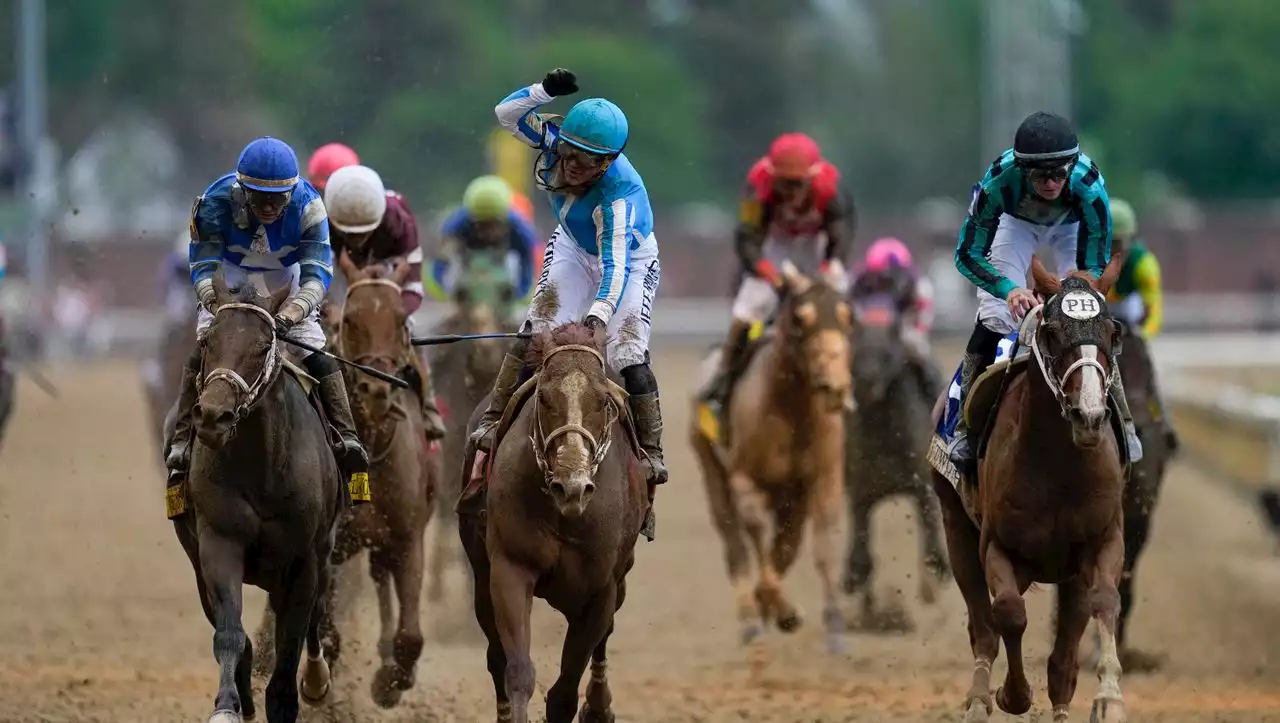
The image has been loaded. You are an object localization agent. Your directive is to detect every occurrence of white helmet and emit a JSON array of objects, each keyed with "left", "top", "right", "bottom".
[{"left": 325, "top": 164, "right": 387, "bottom": 234}]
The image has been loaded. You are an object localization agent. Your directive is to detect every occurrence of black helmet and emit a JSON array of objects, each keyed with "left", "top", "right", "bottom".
[{"left": 1013, "top": 112, "right": 1079, "bottom": 170}]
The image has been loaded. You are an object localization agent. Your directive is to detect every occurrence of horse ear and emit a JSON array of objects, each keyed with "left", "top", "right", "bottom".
[
  {"left": 1094, "top": 251, "right": 1123, "bottom": 295},
  {"left": 212, "top": 266, "right": 231, "bottom": 305},
  {"left": 337, "top": 249, "right": 362, "bottom": 281},
  {"left": 1029, "top": 255, "right": 1061, "bottom": 298},
  {"left": 779, "top": 260, "right": 812, "bottom": 295},
  {"left": 267, "top": 283, "right": 291, "bottom": 313}
]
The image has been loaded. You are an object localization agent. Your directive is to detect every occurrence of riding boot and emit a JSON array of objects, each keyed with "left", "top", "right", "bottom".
[
  {"left": 470, "top": 347, "right": 528, "bottom": 453},
  {"left": 1109, "top": 372, "right": 1145, "bottom": 463},
  {"left": 409, "top": 347, "right": 447, "bottom": 440},
  {"left": 306, "top": 355, "right": 371, "bottom": 475},
  {"left": 700, "top": 319, "right": 753, "bottom": 408},
  {"left": 630, "top": 389, "right": 667, "bottom": 541},
  {"left": 946, "top": 351, "right": 986, "bottom": 468},
  {"left": 164, "top": 345, "right": 203, "bottom": 517}
]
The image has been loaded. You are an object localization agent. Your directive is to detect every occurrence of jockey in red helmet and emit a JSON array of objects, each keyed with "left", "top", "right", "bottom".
[
  {"left": 306, "top": 143, "right": 360, "bottom": 193},
  {"left": 698, "top": 132, "right": 857, "bottom": 419}
]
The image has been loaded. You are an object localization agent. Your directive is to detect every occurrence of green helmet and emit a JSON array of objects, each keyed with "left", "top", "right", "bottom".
[
  {"left": 463, "top": 175, "right": 514, "bottom": 222},
  {"left": 1111, "top": 198, "right": 1137, "bottom": 241}
]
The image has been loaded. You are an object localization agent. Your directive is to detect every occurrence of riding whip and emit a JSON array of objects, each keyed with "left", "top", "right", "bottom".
[
  {"left": 411, "top": 332, "right": 532, "bottom": 346},
  {"left": 276, "top": 337, "right": 411, "bottom": 389}
]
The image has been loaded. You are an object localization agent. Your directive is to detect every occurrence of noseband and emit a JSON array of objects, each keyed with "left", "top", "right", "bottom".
[
  {"left": 530, "top": 344, "right": 618, "bottom": 488},
  {"left": 1027, "top": 304, "right": 1117, "bottom": 416},
  {"left": 201, "top": 302, "right": 281, "bottom": 420}
]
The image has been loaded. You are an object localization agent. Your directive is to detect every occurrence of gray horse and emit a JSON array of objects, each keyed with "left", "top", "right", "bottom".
[
  {"left": 170, "top": 275, "right": 344, "bottom": 723},
  {"left": 843, "top": 292, "right": 949, "bottom": 631}
]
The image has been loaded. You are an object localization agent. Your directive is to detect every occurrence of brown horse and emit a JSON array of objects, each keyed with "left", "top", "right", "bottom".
[
  {"left": 459, "top": 321, "right": 648, "bottom": 723},
  {"left": 252, "top": 258, "right": 438, "bottom": 709},
  {"left": 425, "top": 248, "right": 514, "bottom": 604},
  {"left": 144, "top": 314, "right": 199, "bottom": 453},
  {"left": 931, "top": 254, "right": 1128, "bottom": 723},
  {"left": 691, "top": 263, "right": 854, "bottom": 652}
]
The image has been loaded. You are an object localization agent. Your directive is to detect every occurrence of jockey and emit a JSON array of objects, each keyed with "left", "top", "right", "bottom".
[
  {"left": 697, "top": 131, "right": 856, "bottom": 417},
  {"left": 306, "top": 142, "right": 360, "bottom": 193},
  {"left": 850, "top": 237, "right": 942, "bottom": 403},
  {"left": 429, "top": 175, "right": 537, "bottom": 303},
  {"left": 323, "top": 163, "right": 446, "bottom": 440},
  {"left": 947, "top": 111, "right": 1142, "bottom": 468},
  {"left": 473, "top": 68, "right": 666, "bottom": 537},
  {"left": 164, "top": 137, "right": 370, "bottom": 499},
  {"left": 1106, "top": 198, "right": 1179, "bottom": 452}
]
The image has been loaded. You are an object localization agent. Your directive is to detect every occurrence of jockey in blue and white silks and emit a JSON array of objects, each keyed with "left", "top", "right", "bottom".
[
  {"left": 162, "top": 137, "right": 369, "bottom": 510},
  {"left": 467, "top": 68, "right": 666, "bottom": 539}
]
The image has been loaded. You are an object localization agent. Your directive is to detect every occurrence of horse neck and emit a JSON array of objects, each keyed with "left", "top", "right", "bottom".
[
  {"left": 1015, "top": 363, "right": 1101, "bottom": 477},
  {"left": 226, "top": 373, "right": 295, "bottom": 460},
  {"left": 762, "top": 336, "right": 827, "bottom": 426}
]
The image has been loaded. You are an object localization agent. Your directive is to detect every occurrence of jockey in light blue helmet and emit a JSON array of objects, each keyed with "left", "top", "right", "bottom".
[
  {"left": 235, "top": 136, "right": 302, "bottom": 224},
  {"left": 545, "top": 97, "right": 629, "bottom": 189}
]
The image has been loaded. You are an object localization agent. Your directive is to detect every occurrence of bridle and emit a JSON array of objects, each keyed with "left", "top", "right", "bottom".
[
  {"left": 340, "top": 276, "right": 412, "bottom": 463},
  {"left": 529, "top": 344, "right": 618, "bottom": 490},
  {"left": 200, "top": 302, "right": 281, "bottom": 421},
  {"left": 340, "top": 276, "right": 410, "bottom": 373},
  {"left": 1026, "top": 302, "right": 1117, "bottom": 417}
]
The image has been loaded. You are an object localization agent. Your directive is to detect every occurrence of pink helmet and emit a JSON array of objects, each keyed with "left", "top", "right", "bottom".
[{"left": 865, "top": 237, "right": 913, "bottom": 273}]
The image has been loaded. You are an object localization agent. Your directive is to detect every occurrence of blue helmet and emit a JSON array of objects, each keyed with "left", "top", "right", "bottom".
[
  {"left": 236, "top": 137, "right": 301, "bottom": 192},
  {"left": 559, "top": 98, "right": 628, "bottom": 156}
]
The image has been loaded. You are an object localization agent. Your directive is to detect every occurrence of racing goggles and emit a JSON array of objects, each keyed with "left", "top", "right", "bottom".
[
  {"left": 1025, "top": 161, "right": 1074, "bottom": 183},
  {"left": 555, "top": 139, "right": 612, "bottom": 170},
  {"left": 245, "top": 188, "right": 292, "bottom": 215}
]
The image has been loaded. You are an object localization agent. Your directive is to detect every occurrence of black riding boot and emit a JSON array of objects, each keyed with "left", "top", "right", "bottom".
[
  {"left": 623, "top": 363, "right": 666, "bottom": 542},
  {"left": 471, "top": 337, "right": 531, "bottom": 453},
  {"left": 164, "top": 345, "right": 203, "bottom": 518},
  {"left": 946, "top": 321, "right": 1005, "bottom": 468},
  {"left": 305, "top": 353, "right": 371, "bottom": 477}
]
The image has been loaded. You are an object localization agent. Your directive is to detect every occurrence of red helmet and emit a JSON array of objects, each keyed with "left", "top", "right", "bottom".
[
  {"left": 307, "top": 143, "right": 360, "bottom": 190},
  {"left": 767, "top": 133, "right": 822, "bottom": 180}
]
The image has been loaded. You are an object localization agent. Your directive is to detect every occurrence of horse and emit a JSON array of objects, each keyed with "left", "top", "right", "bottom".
[
  {"left": 842, "top": 290, "right": 949, "bottom": 631},
  {"left": 928, "top": 253, "right": 1129, "bottom": 723},
  {"left": 425, "top": 248, "right": 515, "bottom": 604},
  {"left": 171, "top": 272, "right": 342, "bottom": 723},
  {"left": 251, "top": 256, "right": 438, "bottom": 709},
  {"left": 458, "top": 321, "right": 648, "bottom": 723},
  {"left": 144, "top": 313, "right": 199, "bottom": 453},
  {"left": 690, "top": 262, "right": 854, "bottom": 652}
]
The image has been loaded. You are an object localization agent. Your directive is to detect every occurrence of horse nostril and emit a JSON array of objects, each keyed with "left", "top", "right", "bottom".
[
  {"left": 583, "top": 481, "right": 596, "bottom": 497},
  {"left": 549, "top": 480, "right": 566, "bottom": 498}
]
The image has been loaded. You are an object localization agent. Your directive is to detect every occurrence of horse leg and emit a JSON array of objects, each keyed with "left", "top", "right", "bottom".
[
  {"left": 727, "top": 470, "right": 774, "bottom": 643},
  {"left": 985, "top": 541, "right": 1033, "bottom": 716},
  {"left": 265, "top": 563, "right": 320, "bottom": 723},
  {"left": 300, "top": 559, "right": 334, "bottom": 706},
  {"left": 766, "top": 508, "right": 806, "bottom": 635},
  {"left": 468, "top": 544, "right": 512, "bottom": 722},
  {"left": 1116, "top": 467, "right": 1164, "bottom": 673},
  {"left": 581, "top": 579, "right": 626, "bottom": 723},
  {"left": 841, "top": 487, "right": 873, "bottom": 598},
  {"left": 808, "top": 472, "right": 847, "bottom": 653},
  {"left": 1047, "top": 575, "right": 1090, "bottom": 722},
  {"left": 198, "top": 534, "right": 250, "bottom": 723},
  {"left": 186, "top": 529, "right": 257, "bottom": 722},
  {"left": 931, "top": 472, "right": 997, "bottom": 722},
  {"left": 545, "top": 585, "right": 618, "bottom": 723},
  {"left": 372, "top": 534, "right": 428, "bottom": 708},
  {"left": 914, "top": 474, "right": 951, "bottom": 598},
  {"left": 1088, "top": 520, "right": 1128, "bottom": 723},
  {"left": 490, "top": 551, "right": 538, "bottom": 723},
  {"left": 370, "top": 548, "right": 397, "bottom": 669},
  {"left": 428, "top": 505, "right": 454, "bottom": 603},
  {"left": 692, "top": 430, "right": 750, "bottom": 584}
]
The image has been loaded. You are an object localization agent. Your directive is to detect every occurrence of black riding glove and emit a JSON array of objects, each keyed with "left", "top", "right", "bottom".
[
  {"left": 584, "top": 315, "right": 607, "bottom": 333},
  {"left": 542, "top": 68, "right": 579, "bottom": 97}
]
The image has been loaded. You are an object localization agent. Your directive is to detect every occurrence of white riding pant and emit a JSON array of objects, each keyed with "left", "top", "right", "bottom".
[
  {"left": 730, "top": 234, "right": 849, "bottom": 323},
  {"left": 525, "top": 226, "right": 660, "bottom": 373},
  {"left": 975, "top": 215, "right": 1079, "bottom": 334},
  {"left": 195, "top": 264, "right": 326, "bottom": 358}
]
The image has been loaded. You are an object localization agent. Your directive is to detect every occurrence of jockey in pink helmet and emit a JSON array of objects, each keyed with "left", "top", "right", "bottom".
[{"left": 850, "top": 237, "right": 941, "bottom": 404}]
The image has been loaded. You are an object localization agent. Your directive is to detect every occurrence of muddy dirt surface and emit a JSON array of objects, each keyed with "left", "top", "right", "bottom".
[{"left": 2, "top": 351, "right": 1279, "bottom": 722}]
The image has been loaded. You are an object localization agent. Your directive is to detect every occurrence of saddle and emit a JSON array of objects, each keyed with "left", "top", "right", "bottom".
[
  {"left": 455, "top": 372, "right": 645, "bottom": 516},
  {"left": 696, "top": 322, "right": 774, "bottom": 446}
]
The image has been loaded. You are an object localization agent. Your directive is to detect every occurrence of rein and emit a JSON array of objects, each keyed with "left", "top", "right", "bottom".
[
  {"left": 529, "top": 344, "right": 618, "bottom": 490},
  {"left": 201, "top": 302, "right": 281, "bottom": 422}
]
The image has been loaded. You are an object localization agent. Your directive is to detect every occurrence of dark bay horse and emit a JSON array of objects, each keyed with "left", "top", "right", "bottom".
[
  {"left": 691, "top": 263, "right": 854, "bottom": 652},
  {"left": 173, "top": 273, "right": 342, "bottom": 723},
  {"left": 253, "top": 257, "right": 438, "bottom": 709},
  {"left": 931, "top": 255, "right": 1128, "bottom": 723},
  {"left": 426, "top": 249, "right": 514, "bottom": 604},
  {"left": 843, "top": 291, "right": 949, "bottom": 630},
  {"left": 459, "top": 321, "right": 648, "bottom": 723}
]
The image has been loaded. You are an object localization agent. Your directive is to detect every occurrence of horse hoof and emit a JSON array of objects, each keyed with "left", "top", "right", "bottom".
[
  {"left": 740, "top": 620, "right": 766, "bottom": 645},
  {"left": 371, "top": 666, "right": 405, "bottom": 709},
  {"left": 208, "top": 710, "right": 242, "bottom": 723},
  {"left": 961, "top": 698, "right": 990, "bottom": 723},
  {"left": 775, "top": 611, "right": 803, "bottom": 633},
  {"left": 578, "top": 701, "right": 616, "bottom": 723},
  {"left": 300, "top": 653, "right": 332, "bottom": 705},
  {"left": 995, "top": 685, "right": 1032, "bottom": 716},
  {"left": 1089, "top": 697, "right": 1126, "bottom": 723}
]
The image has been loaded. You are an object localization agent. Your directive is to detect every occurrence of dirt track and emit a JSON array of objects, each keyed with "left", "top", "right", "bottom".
[{"left": 1, "top": 349, "right": 1279, "bottom": 722}]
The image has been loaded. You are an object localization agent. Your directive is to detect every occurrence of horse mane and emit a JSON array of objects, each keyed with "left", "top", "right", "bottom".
[
  {"left": 224, "top": 283, "right": 270, "bottom": 306},
  {"left": 525, "top": 321, "right": 600, "bottom": 368}
]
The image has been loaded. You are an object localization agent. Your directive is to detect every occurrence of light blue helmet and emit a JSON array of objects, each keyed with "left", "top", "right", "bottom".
[
  {"left": 559, "top": 98, "right": 629, "bottom": 156},
  {"left": 236, "top": 137, "right": 301, "bottom": 192}
]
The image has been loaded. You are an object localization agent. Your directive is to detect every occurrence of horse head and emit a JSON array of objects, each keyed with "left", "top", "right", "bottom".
[
  {"left": 1029, "top": 253, "right": 1125, "bottom": 448},
  {"left": 195, "top": 267, "right": 290, "bottom": 448},
  {"left": 524, "top": 321, "right": 629, "bottom": 519},
  {"left": 455, "top": 250, "right": 515, "bottom": 361},
  {"left": 337, "top": 251, "right": 414, "bottom": 421},
  {"left": 850, "top": 291, "right": 906, "bottom": 405},
  {"left": 775, "top": 261, "right": 854, "bottom": 412}
]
